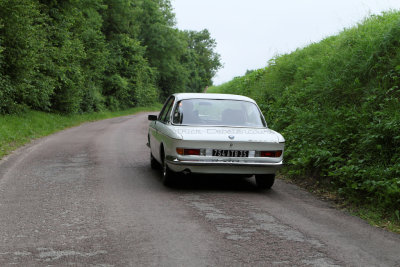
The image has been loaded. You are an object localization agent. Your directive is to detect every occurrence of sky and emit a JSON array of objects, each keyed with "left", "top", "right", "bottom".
[{"left": 172, "top": 0, "right": 400, "bottom": 85}]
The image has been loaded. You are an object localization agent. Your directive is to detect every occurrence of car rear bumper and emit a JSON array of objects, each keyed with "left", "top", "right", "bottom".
[{"left": 166, "top": 156, "right": 283, "bottom": 174}]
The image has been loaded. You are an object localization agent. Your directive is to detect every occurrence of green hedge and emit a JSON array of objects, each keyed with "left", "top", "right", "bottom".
[
  {"left": 209, "top": 11, "right": 400, "bottom": 214},
  {"left": 0, "top": 0, "right": 221, "bottom": 114}
]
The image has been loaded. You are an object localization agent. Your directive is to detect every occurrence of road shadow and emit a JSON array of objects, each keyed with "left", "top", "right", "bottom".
[
  {"left": 147, "top": 164, "right": 278, "bottom": 194},
  {"left": 165, "top": 173, "right": 263, "bottom": 193}
]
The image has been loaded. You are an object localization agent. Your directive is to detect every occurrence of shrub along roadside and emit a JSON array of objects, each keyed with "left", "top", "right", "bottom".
[
  {"left": 208, "top": 11, "right": 400, "bottom": 231},
  {"left": 0, "top": 105, "right": 161, "bottom": 159},
  {"left": 0, "top": 1, "right": 221, "bottom": 115}
]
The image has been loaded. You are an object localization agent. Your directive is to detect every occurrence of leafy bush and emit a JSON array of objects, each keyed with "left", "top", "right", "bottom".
[
  {"left": 0, "top": 0, "right": 54, "bottom": 112},
  {"left": 0, "top": 0, "right": 221, "bottom": 114},
  {"left": 209, "top": 11, "right": 400, "bottom": 214}
]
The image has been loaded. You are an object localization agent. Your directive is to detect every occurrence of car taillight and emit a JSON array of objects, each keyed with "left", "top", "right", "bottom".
[
  {"left": 185, "top": 149, "right": 201, "bottom": 155},
  {"left": 259, "top": 150, "right": 282, "bottom": 157},
  {"left": 176, "top": 148, "right": 201, "bottom": 156}
]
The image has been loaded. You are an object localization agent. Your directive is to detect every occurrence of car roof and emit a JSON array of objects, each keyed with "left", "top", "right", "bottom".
[{"left": 172, "top": 93, "right": 256, "bottom": 103}]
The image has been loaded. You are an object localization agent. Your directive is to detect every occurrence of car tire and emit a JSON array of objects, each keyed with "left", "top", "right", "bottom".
[
  {"left": 255, "top": 174, "right": 275, "bottom": 189},
  {"left": 150, "top": 152, "right": 159, "bottom": 169},
  {"left": 161, "top": 151, "right": 175, "bottom": 186}
]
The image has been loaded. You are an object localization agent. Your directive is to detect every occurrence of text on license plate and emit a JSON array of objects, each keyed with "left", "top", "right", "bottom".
[{"left": 212, "top": 149, "right": 249, "bottom": 157}]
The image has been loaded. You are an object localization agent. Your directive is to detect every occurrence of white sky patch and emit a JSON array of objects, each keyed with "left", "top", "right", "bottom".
[{"left": 172, "top": 0, "right": 400, "bottom": 85}]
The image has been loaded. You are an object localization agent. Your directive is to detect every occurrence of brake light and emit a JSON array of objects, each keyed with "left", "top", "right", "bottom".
[
  {"left": 176, "top": 148, "right": 201, "bottom": 156},
  {"left": 185, "top": 149, "right": 201, "bottom": 155},
  {"left": 259, "top": 150, "right": 282, "bottom": 157}
]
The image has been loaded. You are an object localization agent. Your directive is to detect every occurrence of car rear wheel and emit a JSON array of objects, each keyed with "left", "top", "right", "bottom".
[
  {"left": 161, "top": 151, "right": 175, "bottom": 186},
  {"left": 255, "top": 174, "right": 275, "bottom": 189}
]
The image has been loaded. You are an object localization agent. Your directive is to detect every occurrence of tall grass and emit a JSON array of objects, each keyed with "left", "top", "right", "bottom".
[
  {"left": 0, "top": 105, "right": 161, "bottom": 159},
  {"left": 209, "top": 11, "right": 400, "bottom": 218}
]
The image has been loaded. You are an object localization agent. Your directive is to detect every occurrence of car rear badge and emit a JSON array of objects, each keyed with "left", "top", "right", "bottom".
[{"left": 229, "top": 135, "right": 235, "bottom": 140}]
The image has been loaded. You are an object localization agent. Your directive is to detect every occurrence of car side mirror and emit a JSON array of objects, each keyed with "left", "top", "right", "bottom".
[{"left": 148, "top": 115, "right": 158, "bottom": 121}]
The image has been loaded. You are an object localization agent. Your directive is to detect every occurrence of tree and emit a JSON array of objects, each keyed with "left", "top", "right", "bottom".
[
  {"left": 182, "top": 29, "right": 222, "bottom": 93},
  {"left": 0, "top": 0, "right": 52, "bottom": 113},
  {"left": 101, "top": 0, "right": 158, "bottom": 109},
  {"left": 134, "top": 0, "right": 188, "bottom": 99},
  {"left": 0, "top": 0, "right": 220, "bottom": 114},
  {"left": 37, "top": 0, "right": 111, "bottom": 113}
]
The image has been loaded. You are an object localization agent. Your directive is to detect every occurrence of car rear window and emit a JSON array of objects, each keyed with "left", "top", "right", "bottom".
[{"left": 172, "top": 99, "right": 266, "bottom": 127}]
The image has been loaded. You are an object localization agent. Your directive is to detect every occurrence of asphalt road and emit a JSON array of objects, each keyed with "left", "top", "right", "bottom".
[{"left": 0, "top": 112, "right": 399, "bottom": 266}]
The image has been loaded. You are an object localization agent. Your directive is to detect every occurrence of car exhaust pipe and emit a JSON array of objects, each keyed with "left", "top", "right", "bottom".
[{"left": 182, "top": 169, "right": 191, "bottom": 175}]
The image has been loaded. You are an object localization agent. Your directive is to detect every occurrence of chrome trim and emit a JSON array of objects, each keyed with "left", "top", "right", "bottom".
[{"left": 166, "top": 155, "right": 283, "bottom": 168}]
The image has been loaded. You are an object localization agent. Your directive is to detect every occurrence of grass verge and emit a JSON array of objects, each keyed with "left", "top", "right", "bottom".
[{"left": 0, "top": 105, "right": 161, "bottom": 159}]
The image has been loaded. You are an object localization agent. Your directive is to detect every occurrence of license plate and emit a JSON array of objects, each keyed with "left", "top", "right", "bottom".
[{"left": 212, "top": 149, "right": 249, "bottom": 157}]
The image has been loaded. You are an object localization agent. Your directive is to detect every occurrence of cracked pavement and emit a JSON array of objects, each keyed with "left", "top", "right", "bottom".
[{"left": 0, "top": 112, "right": 399, "bottom": 266}]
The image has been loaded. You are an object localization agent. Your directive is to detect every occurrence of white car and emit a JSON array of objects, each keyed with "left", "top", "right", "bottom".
[{"left": 147, "top": 93, "right": 285, "bottom": 189}]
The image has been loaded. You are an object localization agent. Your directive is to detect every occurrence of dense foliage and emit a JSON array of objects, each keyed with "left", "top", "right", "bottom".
[
  {"left": 209, "top": 11, "right": 400, "bottom": 214},
  {"left": 0, "top": 0, "right": 221, "bottom": 114}
]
